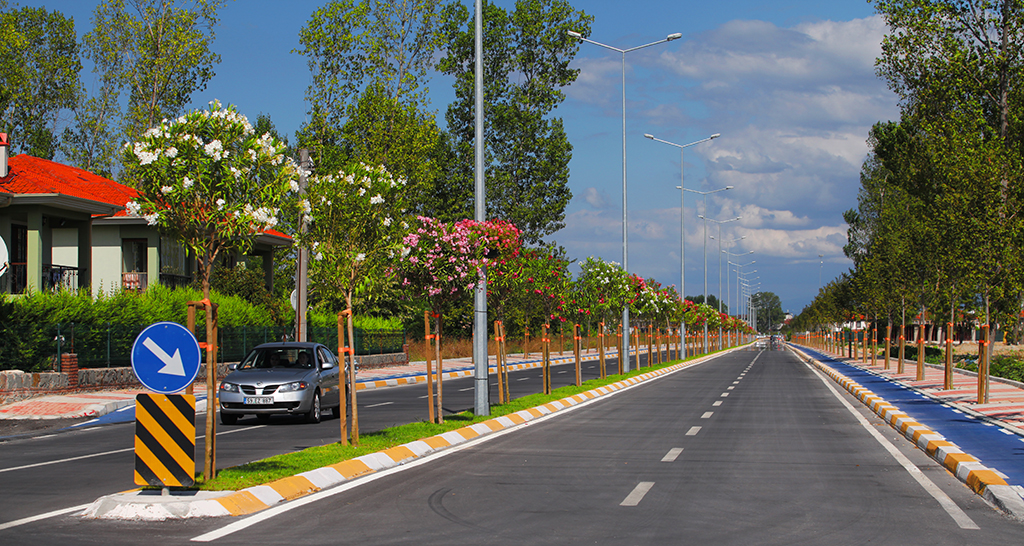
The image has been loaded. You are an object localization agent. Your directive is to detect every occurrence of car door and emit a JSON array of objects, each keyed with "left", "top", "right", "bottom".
[{"left": 317, "top": 345, "right": 341, "bottom": 408}]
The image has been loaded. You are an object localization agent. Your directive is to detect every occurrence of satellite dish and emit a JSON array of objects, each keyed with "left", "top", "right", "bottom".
[{"left": 0, "top": 234, "right": 8, "bottom": 278}]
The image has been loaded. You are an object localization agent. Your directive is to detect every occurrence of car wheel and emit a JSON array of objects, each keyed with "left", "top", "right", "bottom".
[
  {"left": 307, "top": 391, "right": 322, "bottom": 424},
  {"left": 220, "top": 412, "right": 238, "bottom": 425}
]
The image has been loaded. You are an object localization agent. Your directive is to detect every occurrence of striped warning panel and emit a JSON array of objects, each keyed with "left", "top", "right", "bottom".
[{"left": 135, "top": 393, "right": 196, "bottom": 487}]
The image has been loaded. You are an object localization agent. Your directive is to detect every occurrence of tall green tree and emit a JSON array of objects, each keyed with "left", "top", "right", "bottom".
[
  {"left": 751, "top": 291, "right": 784, "bottom": 332},
  {"left": 296, "top": 0, "right": 446, "bottom": 174},
  {"left": 0, "top": 3, "right": 80, "bottom": 159},
  {"left": 875, "top": 0, "right": 1024, "bottom": 344},
  {"left": 438, "top": 0, "right": 591, "bottom": 244},
  {"left": 80, "top": 0, "right": 225, "bottom": 152}
]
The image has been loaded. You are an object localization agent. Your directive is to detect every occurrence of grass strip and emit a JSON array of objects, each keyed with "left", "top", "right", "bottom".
[{"left": 196, "top": 347, "right": 732, "bottom": 491}]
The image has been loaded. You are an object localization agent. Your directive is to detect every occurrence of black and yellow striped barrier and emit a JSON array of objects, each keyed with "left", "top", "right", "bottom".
[{"left": 134, "top": 393, "right": 196, "bottom": 487}]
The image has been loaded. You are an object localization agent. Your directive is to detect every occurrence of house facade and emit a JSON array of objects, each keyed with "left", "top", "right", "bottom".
[{"left": 0, "top": 143, "right": 290, "bottom": 296}]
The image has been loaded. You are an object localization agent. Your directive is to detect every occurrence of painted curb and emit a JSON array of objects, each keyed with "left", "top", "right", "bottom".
[
  {"left": 82, "top": 346, "right": 737, "bottom": 520},
  {"left": 790, "top": 345, "right": 1024, "bottom": 522}
]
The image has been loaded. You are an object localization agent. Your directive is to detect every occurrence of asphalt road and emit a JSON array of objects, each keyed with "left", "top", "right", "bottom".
[
  {"left": 5, "top": 347, "right": 1022, "bottom": 545},
  {"left": 0, "top": 349, "right": 634, "bottom": 528}
]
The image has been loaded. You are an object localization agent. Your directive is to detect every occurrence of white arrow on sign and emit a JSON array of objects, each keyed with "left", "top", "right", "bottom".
[{"left": 142, "top": 336, "right": 185, "bottom": 376}]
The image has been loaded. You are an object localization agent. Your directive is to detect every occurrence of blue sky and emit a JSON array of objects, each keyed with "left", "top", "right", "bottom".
[{"left": 34, "top": 0, "right": 898, "bottom": 316}]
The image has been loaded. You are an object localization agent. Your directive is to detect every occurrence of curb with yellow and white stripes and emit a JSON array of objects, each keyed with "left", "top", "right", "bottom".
[
  {"left": 791, "top": 346, "right": 1024, "bottom": 521},
  {"left": 83, "top": 347, "right": 724, "bottom": 520}
]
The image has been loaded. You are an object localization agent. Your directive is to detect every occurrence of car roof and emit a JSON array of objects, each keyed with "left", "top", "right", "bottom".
[{"left": 252, "top": 342, "right": 324, "bottom": 350}]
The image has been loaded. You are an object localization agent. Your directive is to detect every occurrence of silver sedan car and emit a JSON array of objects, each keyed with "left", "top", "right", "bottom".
[{"left": 218, "top": 342, "right": 342, "bottom": 425}]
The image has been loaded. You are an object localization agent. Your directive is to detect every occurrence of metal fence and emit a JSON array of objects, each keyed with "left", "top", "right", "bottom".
[{"left": 0, "top": 322, "right": 405, "bottom": 372}]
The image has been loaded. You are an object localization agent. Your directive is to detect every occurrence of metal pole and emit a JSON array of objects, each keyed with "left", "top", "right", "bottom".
[
  {"left": 702, "top": 193, "right": 708, "bottom": 353},
  {"left": 621, "top": 50, "right": 630, "bottom": 373},
  {"left": 472, "top": 0, "right": 489, "bottom": 416},
  {"left": 680, "top": 150, "right": 685, "bottom": 359}
]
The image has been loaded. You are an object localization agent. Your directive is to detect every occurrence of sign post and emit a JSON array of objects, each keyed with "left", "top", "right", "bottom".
[{"left": 131, "top": 322, "right": 202, "bottom": 488}]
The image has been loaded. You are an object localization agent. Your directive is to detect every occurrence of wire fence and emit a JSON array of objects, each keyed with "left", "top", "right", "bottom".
[{"left": 0, "top": 322, "right": 406, "bottom": 372}]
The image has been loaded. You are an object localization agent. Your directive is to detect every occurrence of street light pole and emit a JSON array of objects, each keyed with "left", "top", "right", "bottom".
[
  {"left": 644, "top": 132, "right": 720, "bottom": 360},
  {"left": 704, "top": 217, "right": 740, "bottom": 350},
  {"left": 683, "top": 185, "right": 733, "bottom": 353},
  {"left": 472, "top": 0, "right": 488, "bottom": 416},
  {"left": 569, "top": 30, "right": 681, "bottom": 372}
]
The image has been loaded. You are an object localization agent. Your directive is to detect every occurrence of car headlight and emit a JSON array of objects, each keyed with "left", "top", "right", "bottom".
[
  {"left": 219, "top": 382, "right": 240, "bottom": 393},
  {"left": 277, "top": 381, "right": 308, "bottom": 393}
]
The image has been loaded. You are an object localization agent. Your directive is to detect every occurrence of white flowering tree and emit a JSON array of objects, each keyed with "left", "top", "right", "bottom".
[
  {"left": 298, "top": 162, "right": 410, "bottom": 314},
  {"left": 124, "top": 100, "right": 298, "bottom": 300}
]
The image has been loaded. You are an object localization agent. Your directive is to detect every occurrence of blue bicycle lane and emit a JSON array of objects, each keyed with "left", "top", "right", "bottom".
[{"left": 799, "top": 346, "right": 1024, "bottom": 488}]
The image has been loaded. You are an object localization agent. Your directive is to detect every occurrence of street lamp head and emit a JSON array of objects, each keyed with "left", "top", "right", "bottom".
[
  {"left": 710, "top": 133, "right": 721, "bottom": 139},
  {"left": 644, "top": 133, "right": 654, "bottom": 139},
  {"left": 667, "top": 32, "right": 683, "bottom": 41},
  {"left": 567, "top": 30, "right": 582, "bottom": 38},
  {"left": 725, "top": 185, "right": 734, "bottom": 190}
]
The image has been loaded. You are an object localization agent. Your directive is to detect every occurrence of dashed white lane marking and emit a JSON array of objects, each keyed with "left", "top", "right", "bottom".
[
  {"left": 517, "top": 377, "right": 530, "bottom": 381},
  {"left": 365, "top": 401, "right": 394, "bottom": 408},
  {"left": 620, "top": 482, "right": 655, "bottom": 506},
  {"left": 732, "top": 381, "right": 740, "bottom": 384},
  {"left": 686, "top": 426, "right": 702, "bottom": 436},
  {"left": 712, "top": 401, "right": 722, "bottom": 407},
  {"left": 661, "top": 448, "right": 684, "bottom": 462},
  {"left": 701, "top": 412, "right": 714, "bottom": 419},
  {"left": 805, "top": 361, "right": 979, "bottom": 530},
  {"left": 727, "top": 386, "right": 735, "bottom": 390},
  {"left": 458, "top": 387, "right": 473, "bottom": 392},
  {"left": 720, "top": 393, "right": 730, "bottom": 397}
]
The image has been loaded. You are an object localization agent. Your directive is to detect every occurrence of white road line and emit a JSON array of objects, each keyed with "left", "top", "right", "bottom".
[
  {"left": 517, "top": 377, "right": 530, "bottom": 381},
  {"left": 732, "top": 381, "right": 740, "bottom": 384},
  {"left": 701, "top": 412, "right": 714, "bottom": 419},
  {"left": 365, "top": 402, "right": 394, "bottom": 408},
  {"left": 620, "top": 482, "right": 655, "bottom": 506},
  {"left": 661, "top": 448, "right": 684, "bottom": 462},
  {"left": 458, "top": 387, "right": 474, "bottom": 392},
  {"left": 0, "top": 503, "right": 92, "bottom": 531},
  {"left": 720, "top": 393, "right": 729, "bottom": 397},
  {"left": 0, "top": 425, "right": 264, "bottom": 474},
  {"left": 712, "top": 401, "right": 722, "bottom": 407},
  {"left": 806, "top": 362, "right": 979, "bottom": 530},
  {"left": 727, "top": 386, "right": 735, "bottom": 390},
  {"left": 686, "top": 426, "right": 702, "bottom": 436}
]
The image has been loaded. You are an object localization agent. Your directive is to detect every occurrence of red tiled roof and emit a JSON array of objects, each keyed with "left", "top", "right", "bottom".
[
  {"left": 0, "top": 154, "right": 137, "bottom": 214},
  {"left": 1, "top": 154, "right": 292, "bottom": 241}
]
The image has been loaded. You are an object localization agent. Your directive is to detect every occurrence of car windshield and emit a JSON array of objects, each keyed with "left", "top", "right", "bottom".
[{"left": 238, "top": 348, "right": 314, "bottom": 370}]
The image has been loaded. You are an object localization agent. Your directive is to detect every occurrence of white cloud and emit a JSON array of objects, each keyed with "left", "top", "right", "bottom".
[{"left": 582, "top": 187, "right": 608, "bottom": 209}]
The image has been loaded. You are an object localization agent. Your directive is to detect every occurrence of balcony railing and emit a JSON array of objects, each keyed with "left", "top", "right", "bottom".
[
  {"left": 42, "top": 264, "right": 83, "bottom": 292},
  {"left": 122, "top": 271, "right": 148, "bottom": 291},
  {"left": 159, "top": 272, "right": 193, "bottom": 289}
]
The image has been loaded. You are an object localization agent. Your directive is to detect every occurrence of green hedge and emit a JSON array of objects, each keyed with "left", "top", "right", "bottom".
[{"left": 0, "top": 287, "right": 404, "bottom": 372}]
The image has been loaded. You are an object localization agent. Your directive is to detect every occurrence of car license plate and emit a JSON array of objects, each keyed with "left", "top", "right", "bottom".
[{"left": 244, "top": 397, "right": 273, "bottom": 405}]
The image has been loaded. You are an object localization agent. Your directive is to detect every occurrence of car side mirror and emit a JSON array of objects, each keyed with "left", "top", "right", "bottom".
[
  {"left": 321, "top": 361, "right": 335, "bottom": 370},
  {"left": 228, "top": 363, "right": 238, "bottom": 371}
]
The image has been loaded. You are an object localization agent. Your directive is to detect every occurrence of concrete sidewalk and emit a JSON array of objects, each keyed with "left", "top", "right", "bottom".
[{"left": 0, "top": 347, "right": 629, "bottom": 421}]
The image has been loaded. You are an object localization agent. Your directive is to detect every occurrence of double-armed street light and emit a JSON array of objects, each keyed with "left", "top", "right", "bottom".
[
  {"left": 643, "top": 132, "right": 721, "bottom": 358},
  {"left": 568, "top": 29, "right": 681, "bottom": 372}
]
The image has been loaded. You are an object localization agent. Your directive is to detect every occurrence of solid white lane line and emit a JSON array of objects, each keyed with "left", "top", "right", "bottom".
[
  {"left": 0, "top": 503, "right": 92, "bottom": 531},
  {"left": 686, "top": 426, "right": 702, "bottom": 436},
  {"left": 701, "top": 412, "right": 714, "bottom": 419},
  {"left": 1, "top": 426, "right": 264, "bottom": 474},
  {"left": 620, "top": 482, "right": 655, "bottom": 506},
  {"left": 806, "top": 362, "right": 979, "bottom": 530},
  {"left": 365, "top": 402, "right": 394, "bottom": 408},
  {"left": 661, "top": 448, "right": 684, "bottom": 462},
  {"left": 712, "top": 401, "right": 723, "bottom": 407}
]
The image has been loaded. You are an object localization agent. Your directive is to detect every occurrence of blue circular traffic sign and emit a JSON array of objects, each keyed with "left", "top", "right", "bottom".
[{"left": 131, "top": 322, "right": 202, "bottom": 394}]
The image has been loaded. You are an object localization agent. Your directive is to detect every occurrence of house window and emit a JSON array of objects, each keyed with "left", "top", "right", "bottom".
[
  {"left": 122, "top": 238, "right": 147, "bottom": 291},
  {"left": 159, "top": 235, "right": 192, "bottom": 289},
  {"left": 8, "top": 224, "right": 27, "bottom": 293}
]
